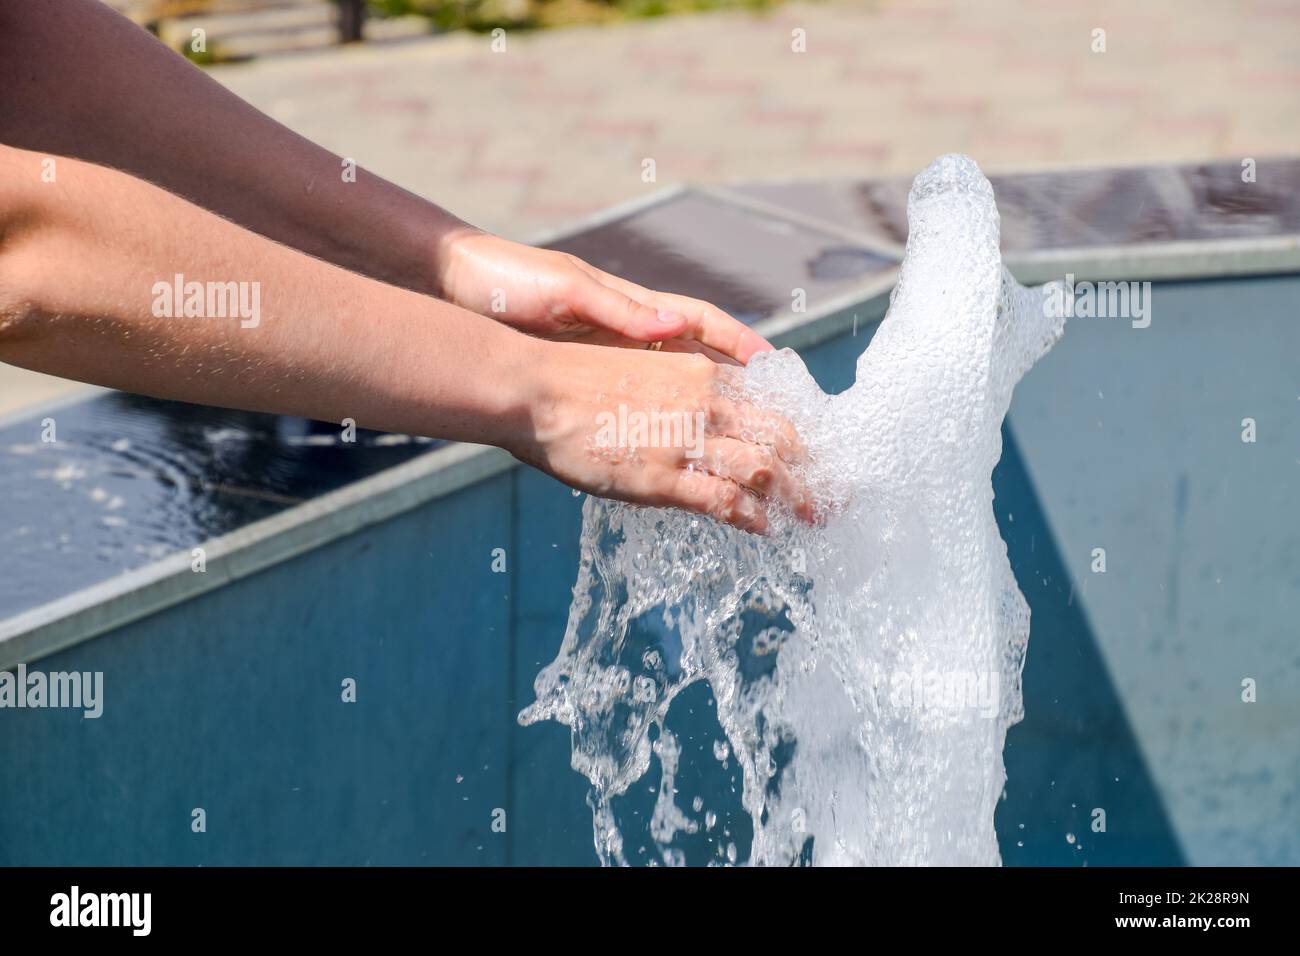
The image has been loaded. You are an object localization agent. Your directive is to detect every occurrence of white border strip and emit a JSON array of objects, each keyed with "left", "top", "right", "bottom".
[{"left": 1007, "top": 235, "right": 1300, "bottom": 284}]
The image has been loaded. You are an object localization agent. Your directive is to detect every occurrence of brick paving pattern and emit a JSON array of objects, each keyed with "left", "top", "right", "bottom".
[{"left": 211, "top": 0, "right": 1300, "bottom": 239}]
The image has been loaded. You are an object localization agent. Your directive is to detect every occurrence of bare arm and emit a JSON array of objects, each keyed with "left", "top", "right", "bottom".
[
  {"left": 0, "top": 0, "right": 773, "bottom": 362},
  {"left": 0, "top": 145, "right": 810, "bottom": 533},
  {"left": 0, "top": 0, "right": 457, "bottom": 295},
  {"left": 0, "top": 144, "right": 526, "bottom": 444}
]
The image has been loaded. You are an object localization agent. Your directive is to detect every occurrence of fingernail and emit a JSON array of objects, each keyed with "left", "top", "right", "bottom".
[{"left": 657, "top": 310, "right": 684, "bottom": 324}]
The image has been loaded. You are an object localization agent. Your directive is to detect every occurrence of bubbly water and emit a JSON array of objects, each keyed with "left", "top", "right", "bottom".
[{"left": 520, "top": 155, "right": 1068, "bottom": 866}]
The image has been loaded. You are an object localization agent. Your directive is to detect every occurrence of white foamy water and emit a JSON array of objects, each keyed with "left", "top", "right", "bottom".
[{"left": 520, "top": 155, "right": 1068, "bottom": 866}]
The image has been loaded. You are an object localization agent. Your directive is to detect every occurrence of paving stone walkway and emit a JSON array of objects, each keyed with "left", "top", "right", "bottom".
[{"left": 212, "top": 0, "right": 1300, "bottom": 239}]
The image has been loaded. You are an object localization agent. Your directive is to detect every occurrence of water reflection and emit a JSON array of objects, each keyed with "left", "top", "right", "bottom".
[{"left": 0, "top": 393, "right": 437, "bottom": 619}]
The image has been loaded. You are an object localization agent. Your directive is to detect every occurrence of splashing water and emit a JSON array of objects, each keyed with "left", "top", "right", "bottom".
[{"left": 520, "top": 155, "right": 1068, "bottom": 866}]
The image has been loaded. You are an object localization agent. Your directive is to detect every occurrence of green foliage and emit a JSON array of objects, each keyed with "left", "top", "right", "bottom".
[
  {"left": 180, "top": 42, "right": 218, "bottom": 65},
  {"left": 369, "top": 0, "right": 783, "bottom": 33}
]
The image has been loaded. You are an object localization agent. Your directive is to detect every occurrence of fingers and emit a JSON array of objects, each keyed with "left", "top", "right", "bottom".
[
  {"left": 573, "top": 262, "right": 774, "bottom": 364},
  {"left": 657, "top": 292, "right": 774, "bottom": 365},
  {"left": 665, "top": 469, "right": 770, "bottom": 535},
  {"left": 569, "top": 278, "right": 690, "bottom": 343},
  {"left": 666, "top": 364, "right": 812, "bottom": 528},
  {"left": 619, "top": 428, "right": 814, "bottom": 534},
  {"left": 547, "top": 329, "right": 814, "bottom": 534},
  {"left": 706, "top": 396, "right": 806, "bottom": 466},
  {"left": 694, "top": 437, "right": 815, "bottom": 524},
  {"left": 584, "top": 333, "right": 741, "bottom": 367},
  {"left": 655, "top": 338, "right": 743, "bottom": 366}
]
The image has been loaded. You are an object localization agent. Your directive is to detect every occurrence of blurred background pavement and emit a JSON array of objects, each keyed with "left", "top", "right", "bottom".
[{"left": 5, "top": 0, "right": 1298, "bottom": 412}]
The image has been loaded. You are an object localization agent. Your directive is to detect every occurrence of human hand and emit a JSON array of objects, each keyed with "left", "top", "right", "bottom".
[
  {"left": 436, "top": 230, "right": 774, "bottom": 365},
  {"left": 507, "top": 339, "right": 814, "bottom": 534}
]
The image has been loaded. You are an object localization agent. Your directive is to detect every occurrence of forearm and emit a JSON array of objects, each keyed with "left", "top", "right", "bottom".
[
  {"left": 0, "top": 0, "right": 470, "bottom": 296},
  {"left": 0, "top": 145, "right": 533, "bottom": 447}
]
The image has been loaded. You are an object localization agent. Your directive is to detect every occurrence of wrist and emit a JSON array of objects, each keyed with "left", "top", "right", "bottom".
[
  {"left": 339, "top": 180, "right": 481, "bottom": 300},
  {"left": 473, "top": 326, "right": 551, "bottom": 455},
  {"left": 427, "top": 224, "right": 496, "bottom": 306},
  {"left": 484, "top": 334, "right": 598, "bottom": 470}
]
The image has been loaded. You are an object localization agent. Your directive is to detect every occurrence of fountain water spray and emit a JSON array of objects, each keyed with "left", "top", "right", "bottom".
[{"left": 521, "top": 155, "right": 1068, "bottom": 866}]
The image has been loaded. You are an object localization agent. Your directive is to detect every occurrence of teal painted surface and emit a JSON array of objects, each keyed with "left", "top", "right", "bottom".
[
  {"left": 508, "top": 466, "right": 593, "bottom": 865},
  {"left": 1, "top": 275, "right": 1294, "bottom": 865},
  {"left": 1001, "top": 274, "right": 1300, "bottom": 865},
  {"left": 0, "top": 474, "right": 514, "bottom": 866}
]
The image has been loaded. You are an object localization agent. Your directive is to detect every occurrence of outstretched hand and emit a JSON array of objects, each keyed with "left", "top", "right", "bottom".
[
  {"left": 437, "top": 231, "right": 774, "bottom": 365},
  {"left": 511, "top": 343, "right": 815, "bottom": 535}
]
